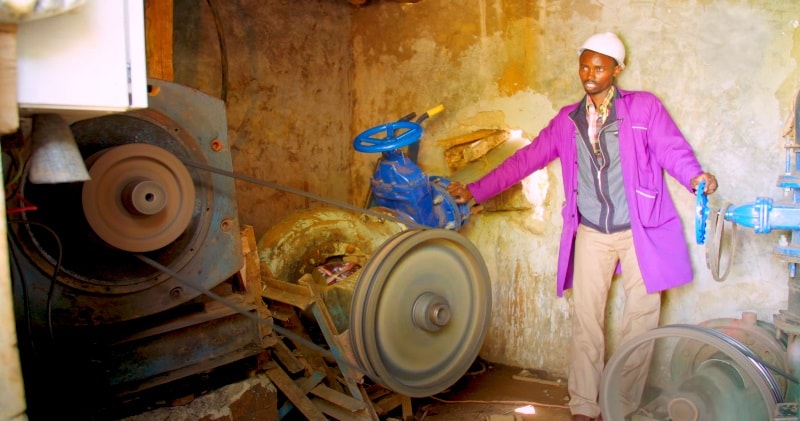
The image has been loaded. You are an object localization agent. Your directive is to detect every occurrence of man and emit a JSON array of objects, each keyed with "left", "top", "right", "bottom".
[{"left": 447, "top": 32, "right": 718, "bottom": 421}]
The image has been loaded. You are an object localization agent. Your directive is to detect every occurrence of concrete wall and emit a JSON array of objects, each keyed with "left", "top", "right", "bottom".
[
  {"left": 173, "top": 0, "right": 800, "bottom": 379},
  {"left": 351, "top": 1, "right": 800, "bottom": 377},
  {"left": 173, "top": 0, "right": 354, "bottom": 238}
]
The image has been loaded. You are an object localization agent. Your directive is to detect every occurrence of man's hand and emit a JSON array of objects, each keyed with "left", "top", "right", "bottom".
[
  {"left": 691, "top": 172, "right": 718, "bottom": 194},
  {"left": 447, "top": 181, "right": 474, "bottom": 204}
]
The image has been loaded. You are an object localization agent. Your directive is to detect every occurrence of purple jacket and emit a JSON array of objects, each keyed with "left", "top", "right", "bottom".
[{"left": 468, "top": 88, "right": 704, "bottom": 297}]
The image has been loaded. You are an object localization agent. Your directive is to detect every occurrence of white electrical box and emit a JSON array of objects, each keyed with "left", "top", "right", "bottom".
[{"left": 16, "top": 0, "right": 148, "bottom": 120}]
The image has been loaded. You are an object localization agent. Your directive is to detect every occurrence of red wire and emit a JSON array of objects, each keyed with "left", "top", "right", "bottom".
[{"left": 6, "top": 193, "right": 37, "bottom": 214}]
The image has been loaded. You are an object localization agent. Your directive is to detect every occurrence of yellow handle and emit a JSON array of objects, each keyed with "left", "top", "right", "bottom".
[{"left": 426, "top": 104, "right": 445, "bottom": 117}]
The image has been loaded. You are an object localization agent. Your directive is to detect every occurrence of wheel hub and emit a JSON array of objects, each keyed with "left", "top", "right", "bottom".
[{"left": 82, "top": 143, "right": 196, "bottom": 252}]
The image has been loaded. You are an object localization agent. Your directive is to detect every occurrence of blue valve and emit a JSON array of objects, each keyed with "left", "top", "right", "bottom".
[
  {"left": 353, "top": 121, "right": 423, "bottom": 153},
  {"left": 696, "top": 180, "right": 709, "bottom": 245}
]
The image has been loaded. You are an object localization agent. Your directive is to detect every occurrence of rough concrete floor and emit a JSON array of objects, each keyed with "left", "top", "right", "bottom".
[{"left": 407, "top": 361, "right": 572, "bottom": 421}]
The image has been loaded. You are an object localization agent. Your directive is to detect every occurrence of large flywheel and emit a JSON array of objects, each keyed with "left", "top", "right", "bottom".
[
  {"left": 600, "top": 324, "right": 784, "bottom": 421},
  {"left": 350, "top": 228, "right": 492, "bottom": 397},
  {"left": 258, "top": 208, "right": 492, "bottom": 398}
]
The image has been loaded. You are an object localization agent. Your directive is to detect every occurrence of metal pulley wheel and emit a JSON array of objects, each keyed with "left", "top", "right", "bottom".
[
  {"left": 82, "top": 143, "right": 196, "bottom": 252},
  {"left": 600, "top": 324, "right": 782, "bottom": 421},
  {"left": 670, "top": 316, "right": 789, "bottom": 394},
  {"left": 350, "top": 228, "right": 491, "bottom": 397}
]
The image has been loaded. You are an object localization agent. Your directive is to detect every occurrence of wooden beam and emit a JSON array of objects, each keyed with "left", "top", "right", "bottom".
[
  {"left": 310, "top": 384, "right": 367, "bottom": 412},
  {"left": 266, "top": 365, "right": 328, "bottom": 421},
  {"left": 437, "top": 129, "right": 499, "bottom": 148},
  {"left": 0, "top": 24, "right": 18, "bottom": 135},
  {"left": 261, "top": 275, "right": 315, "bottom": 310},
  {"left": 144, "top": 0, "right": 173, "bottom": 81},
  {"left": 444, "top": 130, "right": 509, "bottom": 171}
]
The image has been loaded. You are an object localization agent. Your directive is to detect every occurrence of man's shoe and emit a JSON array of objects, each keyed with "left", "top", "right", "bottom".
[{"left": 571, "top": 415, "right": 593, "bottom": 421}]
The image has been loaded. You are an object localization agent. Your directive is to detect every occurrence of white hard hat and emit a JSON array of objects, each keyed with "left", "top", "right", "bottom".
[{"left": 578, "top": 32, "right": 626, "bottom": 69}]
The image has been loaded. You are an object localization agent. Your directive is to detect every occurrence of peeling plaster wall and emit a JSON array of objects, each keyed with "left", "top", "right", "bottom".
[
  {"left": 171, "top": 0, "right": 800, "bottom": 380},
  {"left": 352, "top": 1, "right": 800, "bottom": 377},
  {"left": 173, "top": 0, "right": 354, "bottom": 239}
]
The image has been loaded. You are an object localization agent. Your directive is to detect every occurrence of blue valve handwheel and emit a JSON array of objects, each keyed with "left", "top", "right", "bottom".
[
  {"left": 353, "top": 121, "right": 423, "bottom": 153},
  {"left": 695, "top": 180, "right": 709, "bottom": 245}
]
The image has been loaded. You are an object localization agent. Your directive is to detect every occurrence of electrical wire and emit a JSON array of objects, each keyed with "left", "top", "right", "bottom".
[
  {"left": 4, "top": 148, "right": 26, "bottom": 201},
  {"left": 205, "top": 0, "right": 228, "bottom": 103},
  {"left": 7, "top": 232, "right": 35, "bottom": 354},
  {"left": 705, "top": 203, "right": 737, "bottom": 282},
  {"left": 7, "top": 220, "right": 63, "bottom": 344}
]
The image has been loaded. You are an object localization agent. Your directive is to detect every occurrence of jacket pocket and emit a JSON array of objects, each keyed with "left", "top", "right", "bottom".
[{"left": 635, "top": 186, "right": 662, "bottom": 227}]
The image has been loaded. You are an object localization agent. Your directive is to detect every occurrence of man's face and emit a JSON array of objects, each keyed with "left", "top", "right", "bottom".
[{"left": 579, "top": 50, "right": 622, "bottom": 102}]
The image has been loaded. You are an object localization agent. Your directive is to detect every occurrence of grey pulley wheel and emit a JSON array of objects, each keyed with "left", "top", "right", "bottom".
[
  {"left": 350, "top": 228, "right": 492, "bottom": 397},
  {"left": 600, "top": 325, "right": 780, "bottom": 421}
]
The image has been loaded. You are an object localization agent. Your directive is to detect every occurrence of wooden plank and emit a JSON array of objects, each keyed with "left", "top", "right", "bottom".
[
  {"left": 402, "top": 394, "right": 413, "bottom": 419},
  {"left": 311, "top": 384, "right": 367, "bottom": 412},
  {"left": 437, "top": 129, "right": 498, "bottom": 148},
  {"left": 335, "top": 330, "right": 363, "bottom": 383},
  {"left": 0, "top": 24, "right": 18, "bottom": 135},
  {"left": 238, "top": 225, "right": 264, "bottom": 303},
  {"left": 266, "top": 366, "right": 327, "bottom": 421},
  {"left": 271, "top": 338, "right": 305, "bottom": 375},
  {"left": 263, "top": 275, "right": 313, "bottom": 298},
  {"left": 268, "top": 301, "right": 345, "bottom": 395},
  {"left": 358, "top": 383, "right": 381, "bottom": 421},
  {"left": 298, "top": 276, "right": 382, "bottom": 419},
  {"left": 371, "top": 392, "right": 412, "bottom": 418},
  {"left": 295, "top": 372, "right": 326, "bottom": 392},
  {"left": 300, "top": 275, "right": 365, "bottom": 399},
  {"left": 312, "top": 397, "right": 371, "bottom": 421},
  {"left": 261, "top": 275, "right": 315, "bottom": 310},
  {"left": 372, "top": 392, "right": 403, "bottom": 415},
  {"left": 278, "top": 372, "right": 326, "bottom": 419},
  {"left": 462, "top": 130, "right": 510, "bottom": 162},
  {"left": 445, "top": 130, "right": 509, "bottom": 171},
  {"left": 144, "top": 0, "right": 174, "bottom": 81}
]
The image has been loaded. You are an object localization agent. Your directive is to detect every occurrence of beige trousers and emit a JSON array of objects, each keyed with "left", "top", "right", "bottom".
[{"left": 568, "top": 225, "right": 661, "bottom": 418}]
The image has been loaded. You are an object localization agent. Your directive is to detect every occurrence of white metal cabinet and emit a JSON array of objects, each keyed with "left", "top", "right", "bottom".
[{"left": 16, "top": 0, "right": 147, "bottom": 118}]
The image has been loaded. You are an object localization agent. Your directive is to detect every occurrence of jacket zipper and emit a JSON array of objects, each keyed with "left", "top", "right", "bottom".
[
  {"left": 595, "top": 125, "right": 611, "bottom": 232},
  {"left": 571, "top": 116, "right": 614, "bottom": 233}
]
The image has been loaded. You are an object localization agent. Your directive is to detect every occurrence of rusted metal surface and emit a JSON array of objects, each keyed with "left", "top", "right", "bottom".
[
  {"left": 11, "top": 79, "right": 242, "bottom": 326},
  {"left": 7, "top": 81, "right": 270, "bottom": 418},
  {"left": 258, "top": 207, "right": 407, "bottom": 284},
  {"left": 104, "top": 295, "right": 270, "bottom": 394},
  {"left": 258, "top": 206, "right": 406, "bottom": 332}
]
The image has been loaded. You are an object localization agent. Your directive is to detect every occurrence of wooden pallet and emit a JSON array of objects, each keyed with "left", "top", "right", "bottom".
[{"left": 262, "top": 273, "right": 413, "bottom": 420}]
